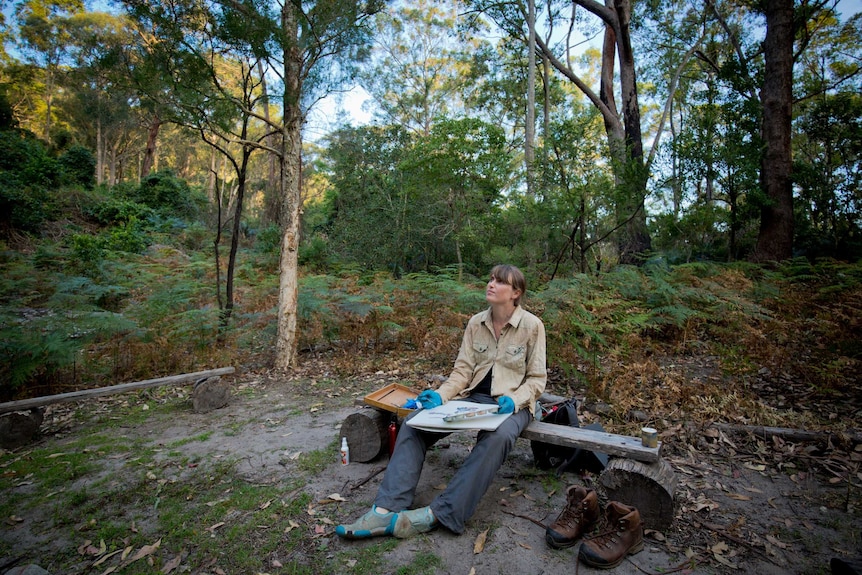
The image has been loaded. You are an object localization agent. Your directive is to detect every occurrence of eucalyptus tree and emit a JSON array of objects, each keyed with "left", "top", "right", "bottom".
[
  {"left": 468, "top": 0, "right": 709, "bottom": 265},
  {"left": 697, "top": 0, "right": 853, "bottom": 261},
  {"left": 403, "top": 117, "right": 510, "bottom": 278},
  {"left": 13, "top": 0, "right": 85, "bottom": 143},
  {"left": 361, "top": 0, "right": 483, "bottom": 135},
  {"left": 120, "top": 0, "right": 384, "bottom": 365},
  {"left": 61, "top": 10, "right": 139, "bottom": 184},
  {"left": 791, "top": 9, "right": 861, "bottom": 258},
  {"left": 325, "top": 124, "right": 417, "bottom": 271}
]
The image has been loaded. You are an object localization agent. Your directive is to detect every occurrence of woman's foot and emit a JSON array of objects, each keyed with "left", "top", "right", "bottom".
[
  {"left": 335, "top": 505, "right": 397, "bottom": 539},
  {"left": 393, "top": 506, "right": 438, "bottom": 538}
]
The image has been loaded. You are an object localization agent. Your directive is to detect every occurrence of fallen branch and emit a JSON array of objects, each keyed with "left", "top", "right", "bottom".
[
  {"left": 500, "top": 509, "right": 547, "bottom": 530},
  {"left": 710, "top": 423, "right": 862, "bottom": 444},
  {"left": 349, "top": 466, "right": 386, "bottom": 491}
]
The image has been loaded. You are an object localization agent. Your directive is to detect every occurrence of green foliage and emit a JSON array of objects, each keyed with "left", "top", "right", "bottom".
[
  {"left": 119, "top": 170, "right": 206, "bottom": 220},
  {"left": 58, "top": 144, "right": 96, "bottom": 189},
  {"left": 102, "top": 218, "right": 150, "bottom": 254},
  {"left": 0, "top": 130, "right": 59, "bottom": 233},
  {"left": 324, "top": 120, "right": 511, "bottom": 275},
  {"left": 0, "top": 129, "right": 61, "bottom": 188},
  {"left": 84, "top": 199, "right": 156, "bottom": 226},
  {"left": 0, "top": 272, "right": 137, "bottom": 398}
]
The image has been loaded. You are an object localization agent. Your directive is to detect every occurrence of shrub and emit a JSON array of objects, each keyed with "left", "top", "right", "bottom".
[
  {"left": 59, "top": 145, "right": 96, "bottom": 189},
  {"left": 122, "top": 170, "right": 206, "bottom": 220},
  {"left": 103, "top": 219, "right": 150, "bottom": 254},
  {"left": 85, "top": 199, "right": 155, "bottom": 226}
]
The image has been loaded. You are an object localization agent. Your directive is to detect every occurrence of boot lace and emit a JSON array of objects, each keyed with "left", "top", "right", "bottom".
[
  {"left": 584, "top": 520, "right": 624, "bottom": 549},
  {"left": 555, "top": 497, "right": 588, "bottom": 530}
]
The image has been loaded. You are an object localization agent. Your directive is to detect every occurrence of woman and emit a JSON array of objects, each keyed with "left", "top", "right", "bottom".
[{"left": 336, "top": 264, "right": 547, "bottom": 539}]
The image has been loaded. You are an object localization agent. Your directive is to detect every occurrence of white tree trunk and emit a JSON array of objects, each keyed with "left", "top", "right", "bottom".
[{"left": 274, "top": 3, "right": 303, "bottom": 369}]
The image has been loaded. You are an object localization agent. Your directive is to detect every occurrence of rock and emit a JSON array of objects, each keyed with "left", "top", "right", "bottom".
[
  {"left": 629, "top": 409, "right": 649, "bottom": 422},
  {"left": 0, "top": 409, "right": 44, "bottom": 449},
  {"left": 192, "top": 376, "right": 230, "bottom": 413}
]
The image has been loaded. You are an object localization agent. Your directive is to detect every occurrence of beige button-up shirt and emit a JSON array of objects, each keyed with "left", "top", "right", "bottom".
[{"left": 436, "top": 305, "right": 547, "bottom": 415}]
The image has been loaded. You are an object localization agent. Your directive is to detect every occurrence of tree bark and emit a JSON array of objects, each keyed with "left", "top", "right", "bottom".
[
  {"left": 274, "top": 4, "right": 303, "bottom": 369},
  {"left": 608, "top": 0, "right": 651, "bottom": 263},
  {"left": 752, "top": 0, "right": 794, "bottom": 262},
  {"left": 525, "top": 0, "right": 536, "bottom": 198},
  {"left": 141, "top": 113, "right": 162, "bottom": 177},
  {"left": 258, "top": 60, "right": 282, "bottom": 229}
]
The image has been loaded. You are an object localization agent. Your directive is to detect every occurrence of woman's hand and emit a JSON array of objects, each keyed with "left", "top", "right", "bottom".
[
  {"left": 416, "top": 389, "right": 442, "bottom": 409},
  {"left": 497, "top": 395, "right": 515, "bottom": 414}
]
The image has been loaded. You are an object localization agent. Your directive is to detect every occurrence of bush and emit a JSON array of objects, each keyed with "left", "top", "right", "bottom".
[
  {"left": 103, "top": 219, "right": 150, "bottom": 254},
  {"left": 122, "top": 170, "right": 206, "bottom": 220},
  {"left": 85, "top": 198, "right": 156, "bottom": 226},
  {"left": 59, "top": 145, "right": 96, "bottom": 189}
]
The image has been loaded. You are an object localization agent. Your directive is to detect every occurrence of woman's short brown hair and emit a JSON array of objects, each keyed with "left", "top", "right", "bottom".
[{"left": 489, "top": 264, "right": 527, "bottom": 306}]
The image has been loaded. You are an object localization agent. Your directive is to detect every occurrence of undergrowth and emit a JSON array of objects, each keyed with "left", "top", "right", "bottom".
[{"left": 1, "top": 185, "right": 859, "bottom": 438}]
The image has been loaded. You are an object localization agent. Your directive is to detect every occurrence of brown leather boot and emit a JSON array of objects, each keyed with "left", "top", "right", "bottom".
[
  {"left": 545, "top": 485, "right": 600, "bottom": 549},
  {"left": 578, "top": 501, "right": 644, "bottom": 569}
]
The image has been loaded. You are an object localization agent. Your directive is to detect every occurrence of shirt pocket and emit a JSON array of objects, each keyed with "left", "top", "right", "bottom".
[
  {"left": 501, "top": 345, "right": 526, "bottom": 368},
  {"left": 472, "top": 342, "right": 489, "bottom": 356}
]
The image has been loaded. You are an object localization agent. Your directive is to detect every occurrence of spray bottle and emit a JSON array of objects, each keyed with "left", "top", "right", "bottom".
[{"left": 340, "top": 437, "right": 350, "bottom": 465}]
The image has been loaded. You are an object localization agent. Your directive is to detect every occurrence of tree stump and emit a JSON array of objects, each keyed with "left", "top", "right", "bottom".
[
  {"left": 340, "top": 408, "right": 390, "bottom": 463},
  {"left": 0, "top": 409, "right": 44, "bottom": 449},
  {"left": 192, "top": 376, "right": 230, "bottom": 413},
  {"left": 598, "top": 457, "right": 677, "bottom": 531}
]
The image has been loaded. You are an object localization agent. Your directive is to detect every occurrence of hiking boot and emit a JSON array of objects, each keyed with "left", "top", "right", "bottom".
[
  {"left": 578, "top": 501, "right": 644, "bottom": 569},
  {"left": 545, "top": 485, "right": 600, "bottom": 549},
  {"left": 392, "top": 506, "right": 438, "bottom": 538},
  {"left": 335, "top": 505, "right": 397, "bottom": 539}
]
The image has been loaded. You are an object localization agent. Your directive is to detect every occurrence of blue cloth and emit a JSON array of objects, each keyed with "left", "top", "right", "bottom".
[
  {"left": 497, "top": 395, "right": 515, "bottom": 414},
  {"left": 402, "top": 398, "right": 420, "bottom": 410},
  {"left": 416, "top": 389, "right": 442, "bottom": 409}
]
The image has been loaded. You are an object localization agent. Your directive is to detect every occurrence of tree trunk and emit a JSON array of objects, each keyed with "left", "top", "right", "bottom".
[
  {"left": 141, "top": 113, "right": 162, "bottom": 177},
  {"left": 258, "top": 60, "right": 282, "bottom": 229},
  {"left": 274, "top": 4, "right": 303, "bottom": 369},
  {"left": 525, "top": 0, "right": 536, "bottom": 198},
  {"left": 96, "top": 117, "right": 104, "bottom": 186},
  {"left": 752, "top": 0, "right": 794, "bottom": 262},
  {"left": 223, "top": 146, "right": 251, "bottom": 330},
  {"left": 610, "top": 0, "right": 652, "bottom": 264},
  {"left": 573, "top": 0, "right": 651, "bottom": 265}
]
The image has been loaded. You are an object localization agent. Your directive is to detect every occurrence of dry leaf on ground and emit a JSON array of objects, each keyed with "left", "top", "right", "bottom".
[{"left": 473, "top": 529, "right": 488, "bottom": 554}]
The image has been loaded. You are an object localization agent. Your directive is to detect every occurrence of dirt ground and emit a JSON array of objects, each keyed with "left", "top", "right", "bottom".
[{"left": 2, "top": 368, "right": 860, "bottom": 575}]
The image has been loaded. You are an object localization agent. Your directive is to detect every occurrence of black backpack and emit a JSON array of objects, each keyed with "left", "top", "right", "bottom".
[{"left": 531, "top": 398, "right": 608, "bottom": 474}]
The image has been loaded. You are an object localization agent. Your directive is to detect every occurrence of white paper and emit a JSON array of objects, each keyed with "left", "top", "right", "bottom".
[{"left": 405, "top": 400, "right": 512, "bottom": 432}]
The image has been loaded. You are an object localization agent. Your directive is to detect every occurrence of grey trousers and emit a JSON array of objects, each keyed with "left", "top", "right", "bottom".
[{"left": 374, "top": 393, "right": 532, "bottom": 534}]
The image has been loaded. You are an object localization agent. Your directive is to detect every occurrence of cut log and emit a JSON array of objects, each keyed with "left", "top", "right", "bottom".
[
  {"left": 0, "top": 409, "right": 44, "bottom": 450},
  {"left": 192, "top": 376, "right": 230, "bottom": 413},
  {"left": 599, "top": 457, "right": 677, "bottom": 531},
  {"left": 340, "top": 408, "right": 391, "bottom": 463}
]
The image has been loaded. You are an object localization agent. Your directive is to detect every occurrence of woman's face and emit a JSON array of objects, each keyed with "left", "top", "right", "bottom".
[{"left": 486, "top": 275, "right": 521, "bottom": 307}]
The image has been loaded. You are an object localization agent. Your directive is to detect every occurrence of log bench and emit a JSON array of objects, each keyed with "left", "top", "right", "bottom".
[
  {"left": 520, "top": 419, "right": 676, "bottom": 530},
  {"left": 345, "top": 393, "right": 678, "bottom": 530},
  {"left": 0, "top": 368, "right": 235, "bottom": 449}
]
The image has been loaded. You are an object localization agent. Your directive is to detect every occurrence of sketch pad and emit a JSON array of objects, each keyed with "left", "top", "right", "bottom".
[{"left": 406, "top": 400, "right": 512, "bottom": 432}]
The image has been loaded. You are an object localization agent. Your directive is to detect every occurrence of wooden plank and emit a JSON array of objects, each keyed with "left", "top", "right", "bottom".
[
  {"left": 0, "top": 367, "right": 236, "bottom": 415},
  {"left": 521, "top": 420, "right": 661, "bottom": 463}
]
